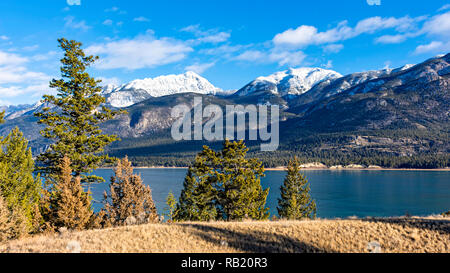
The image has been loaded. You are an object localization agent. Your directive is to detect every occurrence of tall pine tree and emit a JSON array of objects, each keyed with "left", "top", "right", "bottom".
[
  {"left": 277, "top": 157, "right": 316, "bottom": 220},
  {"left": 174, "top": 140, "right": 269, "bottom": 221},
  {"left": 35, "top": 38, "right": 123, "bottom": 184}
]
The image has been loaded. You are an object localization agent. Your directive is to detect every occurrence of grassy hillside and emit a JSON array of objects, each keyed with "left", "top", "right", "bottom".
[{"left": 1, "top": 217, "right": 448, "bottom": 253}]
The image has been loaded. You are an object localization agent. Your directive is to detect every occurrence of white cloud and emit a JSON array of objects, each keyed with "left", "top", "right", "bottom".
[
  {"left": 0, "top": 99, "right": 11, "bottom": 106},
  {"left": 422, "top": 11, "right": 450, "bottom": 38},
  {"left": 323, "top": 44, "right": 344, "bottom": 53},
  {"left": 103, "top": 19, "right": 113, "bottom": 26},
  {"left": 323, "top": 60, "right": 333, "bottom": 69},
  {"left": 134, "top": 16, "right": 150, "bottom": 22},
  {"left": 0, "top": 35, "right": 9, "bottom": 41},
  {"left": 234, "top": 49, "right": 306, "bottom": 66},
  {"left": 0, "top": 65, "right": 49, "bottom": 85},
  {"left": 273, "top": 16, "right": 421, "bottom": 48},
  {"left": 104, "top": 6, "right": 126, "bottom": 14},
  {"left": 414, "top": 41, "right": 450, "bottom": 54},
  {"left": 98, "top": 77, "right": 121, "bottom": 87},
  {"left": 185, "top": 62, "right": 215, "bottom": 74},
  {"left": 375, "top": 34, "right": 407, "bottom": 44},
  {"left": 0, "top": 50, "right": 51, "bottom": 99},
  {"left": 105, "top": 6, "right": 119, "bottom": 12},
  {"left": 273, "top": 25, "right": 319, "bottom": 48},
  {"left": 0, "top": 51, "right": 27, "bottom": 66},
  {"left": 269, "top": 50, "right": 306, "bottom": 66},
  {"left": 0, "top": 83, "right": 51, "bottom": 99},
  {"left": 67, "top": 0, "right": 80, "bottom": 6},
  {"left": 31, "top": 51, "right": 58, "bottom": 62},
  {"left": 200, "top": 44, "right": 245, "bottom": 55},
  {"left": 197, "top": 32, "right": 230, "bottom": 43},
  {"left": 234, "top": 50, "right": 266, "bottom": 62},
  {"left": 354, "top": 16, "right": 418, "bottom": 34},
  {"left": 64, "top": 16, "right": 90, "bottom": 31},
  {"left": 438, "top": 4, "right": 450, "bottom": 12},
  {"left": 22, "top": 45, "right": 39, "bottom": 51},
  {"left": 181, "top": 24, "right": 230, "bottom": 44},
  {"left": 86, "top": 33, "right": 193, "bottom": 70}
]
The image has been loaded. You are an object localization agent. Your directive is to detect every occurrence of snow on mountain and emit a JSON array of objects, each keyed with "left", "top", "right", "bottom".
[
  {"left": 392, "top": 64, "right": 415, "bottom": 73},
  {"left": 0, "top": 101, "right": 45, "bottom": 120},
  {"left": 235, "top": 67, "right": 342, "bottom": 97},
  {"left": 102, "top": 71, "right": 222, "bottom": 108}
]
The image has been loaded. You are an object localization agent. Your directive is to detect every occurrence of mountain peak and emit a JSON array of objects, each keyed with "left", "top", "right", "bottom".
[
  {"left": 103, "top": 72, "right": 222, "bottom": 108},
  {"left": 183, "top": 71, "right": 201, "bottom": 77},
  {"left": 237, "top": 67, "right": 342, "bottom": 97}
]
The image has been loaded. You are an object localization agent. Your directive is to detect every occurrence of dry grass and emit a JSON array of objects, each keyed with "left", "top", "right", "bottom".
[{"left": 1, "top": 217, "right": 448, "bottom": 253}]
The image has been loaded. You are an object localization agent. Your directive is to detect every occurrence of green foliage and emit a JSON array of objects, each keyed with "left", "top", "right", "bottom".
[
  {"left": 174, "top": 140, "right": 270, "bottom": 221},
  {"left": 0, "top": 127, "right": 42, "bottom": 234},
  {"left": 277, "top": 157, "right": 316, "bottom": 220},
  {"left": 35, "top": 38, "right": 124, "bottom": 184},
  {"left": 164, "top": 191, "right": 177, "bottom": 222},
  {"left": 173, "top": 167, "right": 218, "bottom": 221},
  {"left": 0, "top": 190, "right": 29, "bottom": 241},
  {"left": 106, "top": 128, "right": 450, "bottom": 169},
  {"left": 0, "top": 111, "right": 4, "bottom": 124}
]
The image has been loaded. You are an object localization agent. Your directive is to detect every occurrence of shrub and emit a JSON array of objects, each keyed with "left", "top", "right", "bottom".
[
  {"left": 102, "top": 157, "right": 159, "bottom": 226},
  {"left": 44, "top": 156, "right": 93, "bottom": 230},
  {"left": 0, "top": 192, "right": 28, "bottom": 241}
]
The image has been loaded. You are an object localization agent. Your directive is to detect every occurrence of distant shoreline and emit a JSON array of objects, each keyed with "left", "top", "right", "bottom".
[{"left": 100, "top": 166, "right": 450, "bottom": 171}]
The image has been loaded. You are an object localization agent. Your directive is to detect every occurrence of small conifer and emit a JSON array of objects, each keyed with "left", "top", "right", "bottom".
[
  {"left": 47, "top": 156, "right": 93, "bottom": 230},
  {"left": 277, "top": 157, "right": 316, "bottom": 220},
  {"left": 0, "top": 127, "right": 42, "bottom": 234},
  {"left": 102, "top": 157, "right": 159, "bottom": 226}
]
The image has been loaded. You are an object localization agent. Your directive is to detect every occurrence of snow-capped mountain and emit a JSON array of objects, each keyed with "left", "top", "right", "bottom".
[
  {"left": 0, "top": 101, "right": 45, "bottom": 120},
  {"left": 102, "top": 71, "right": 222, "bottom": 107},
  {"left": 235, "top": 67, "right": 342, "bottom": 97}
]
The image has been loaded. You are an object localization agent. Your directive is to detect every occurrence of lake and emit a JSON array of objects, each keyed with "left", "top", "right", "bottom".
[{"left": 88, "top": 168, "right": 450, "bottom": 219}]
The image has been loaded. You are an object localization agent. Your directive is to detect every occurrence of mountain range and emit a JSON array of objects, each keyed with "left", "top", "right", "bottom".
[{"left": 1, "top": 53, "right": 449, "bottom": 168}]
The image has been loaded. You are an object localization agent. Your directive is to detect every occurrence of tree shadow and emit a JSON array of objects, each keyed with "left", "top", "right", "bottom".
[
  {"left": 361, "top": 217, "right": 450, "bottom": 235},
  {"left": 178, "top": 223, "right": 332, "bottom": 253}
]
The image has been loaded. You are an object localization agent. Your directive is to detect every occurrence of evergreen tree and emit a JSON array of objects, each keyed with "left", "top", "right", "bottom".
[
  {"left": 174, "top": 140, "right": 269, "bottom": 221},
  {"left": 102, "top": 157, "right": 159, "bottom": 226},
  {"left": 277, "top": 157, "right": 316, "bottom": 220},
  {"left": 173, "top": 167, "right": 217, "bottom": 221},
  {"left": 46, "top": 156, "right": 93, "bottom": 230},
  {"left": 0, "top": 191, "right": 29, "bottom": 241},
  {"left": 35, "top": 38, "right": 123, "bottom": 184},
  {"left": 0, "top": 111, "right": 4, "bottom": 124},
  {"left": 216, "top": 140, "right": 269, "bottom": 221},
  {"left": 0, "top": 127, "right": 42, "bottom": 233},
  {"left": 164, "top": 191, "right": 177, "bottom": 222}
]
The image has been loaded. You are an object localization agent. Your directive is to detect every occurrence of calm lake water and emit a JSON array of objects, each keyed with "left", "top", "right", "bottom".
[{"left": 89, "top": 168, "right": 450, "bottom": 218}]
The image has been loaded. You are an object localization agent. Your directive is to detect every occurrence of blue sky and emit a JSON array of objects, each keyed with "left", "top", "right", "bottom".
[{"left": 0, "top": 0, "right": 449, "bottom": 105}]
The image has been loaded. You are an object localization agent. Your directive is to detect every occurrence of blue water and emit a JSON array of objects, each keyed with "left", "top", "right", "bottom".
[{"left": 88, "top": 168, "right": 450, "bottom": 219}]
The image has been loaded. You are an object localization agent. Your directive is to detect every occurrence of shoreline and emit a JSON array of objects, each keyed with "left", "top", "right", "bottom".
[{"left": 100, "top": 166, "right": 450, "bottom": 171}]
